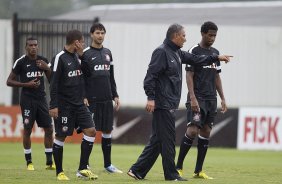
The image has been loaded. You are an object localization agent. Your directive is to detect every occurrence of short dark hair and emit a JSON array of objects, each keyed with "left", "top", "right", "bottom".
[
  {"left": 26, "top": 37, "right": 37, "bottom": 46},
  {"left": 201, "top": 21, "right": 218, "bottom": 33},
  {"left": 66, "top": 30, "right": 83, "bottom": 45},
  {"left": 166, "top": 23, "right": 184, "bottom": 40},
  {"left": 90, "top": 23, "right": 106, "bottom": 33}
]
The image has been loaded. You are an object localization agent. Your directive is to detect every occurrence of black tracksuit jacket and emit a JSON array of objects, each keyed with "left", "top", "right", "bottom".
[{"left": 143, "top": 38, "right": 219, "bottom": 110}]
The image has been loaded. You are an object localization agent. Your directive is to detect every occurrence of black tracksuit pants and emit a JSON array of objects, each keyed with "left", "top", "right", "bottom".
[{"left": 130, "top": 109, "right": 179, "bottom": 180}]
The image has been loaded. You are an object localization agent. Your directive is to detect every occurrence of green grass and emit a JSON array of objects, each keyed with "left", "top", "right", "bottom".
[{"left": 0, "top": 143, "right": 281, "bottom": 184}]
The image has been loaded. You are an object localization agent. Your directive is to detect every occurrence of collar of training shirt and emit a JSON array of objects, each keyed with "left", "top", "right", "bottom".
[{"left": 163, "top": 38, "right": 181, "bottom": 51}]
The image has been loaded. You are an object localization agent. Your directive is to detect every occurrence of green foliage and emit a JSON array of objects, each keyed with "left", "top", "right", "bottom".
[{"left": 0, "top": 143, "right": 281, "bottom": 184}]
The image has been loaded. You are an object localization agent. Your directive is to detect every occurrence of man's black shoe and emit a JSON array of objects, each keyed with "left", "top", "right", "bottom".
[
  {"left": 127, "top": 169, "right": 143, "bottom": 180},
  {"left": 166, "top": 176, "right": 188, "bottom": 181}
]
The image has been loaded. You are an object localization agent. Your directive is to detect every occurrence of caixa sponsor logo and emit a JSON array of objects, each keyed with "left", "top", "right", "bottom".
[
  {"left": 68, "top": 70, "right": 82, "bottom": 77},
  {"left": 94, "top": 64, "right": 110, "bottom": 71},
  {"left": 26, "top": 71, "right": 44, "bottom": 78}
]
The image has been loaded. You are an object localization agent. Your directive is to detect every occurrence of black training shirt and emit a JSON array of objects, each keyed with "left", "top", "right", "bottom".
[
  {"left": 186, "top": 44, "right": 221, "bottom": 101},
  {"left": 12, "top": 55, "right": 50, "bottom": 99},
  {"left": 50, "top": 48, "right": 85, "bottom": 108},
  {"left": 81, "top": 46, "right": 118, "bottom": 102}
]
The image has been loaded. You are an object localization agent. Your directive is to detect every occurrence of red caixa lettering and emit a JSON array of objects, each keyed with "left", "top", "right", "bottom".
[{"left": 244, "top": 116, "right": 279, "bottom": 144}]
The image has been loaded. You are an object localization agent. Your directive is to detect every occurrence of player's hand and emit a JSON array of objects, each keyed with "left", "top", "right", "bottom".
[
  {"left": 83, "top": 98, "right": 89, "bottom": 106},
  {"left": 114, "top": 97, "right": 120, "bottom": 111},
  {"left": 36, "top": 60, "right": 50, "bottom": 70},
  {"left": 26, "top": 78, "right": 40, "bottom": 88},
  {"left": 221, "top": 100, "right": 228, "bottom": 113},
  {"left": 190, "top": 97, "right": 200, "bottom": 112},
  {"left": 75, "top": 40, "right": 84, "bottom": 56},
  {"left": 146, "top": 100, "right": 155, "bottom": 113},
  {"left": 49, "top": 108, "right": 58, "bottom": 119},
  {"left": 218, "top": 55, "right": 233, "bottom": 63}
]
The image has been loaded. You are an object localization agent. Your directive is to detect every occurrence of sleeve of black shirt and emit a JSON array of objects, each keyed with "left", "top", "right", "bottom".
[
  {"left": 110, "top": 64, "right": 119, "bottom": 99},
  {"left": 143, "top": 48, "right": 167, "bottom": 100},
  {"left": 12, "top": 59, "right": 22, "bottom": 75},
  {"left": 49, "top": 56, "right": 62, "bottom": 109},
  {"left": 80, "top": 53, "right": 91, "bottom": 77},
  {"left": 180, "top": 50, "right": 219, "bottom": 66}
]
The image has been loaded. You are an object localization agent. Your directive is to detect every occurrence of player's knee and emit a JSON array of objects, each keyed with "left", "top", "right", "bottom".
[
  {"left": 84, "top": 127, "right": 96, "bottom": 137},
  {"left": 23, "top": 129, "right": 32, "bottom": 136},
  {"left": 44, "top": 127, "right": 53, "bottom": 137},
  {"left": 186, "top": 125, "right": 198, "bottom": 138},
  {"left": 200, "top": 125, "right": 211, "bottom": 137},
  {"left": 55, "top": 136, "right": 66, "bottom": 142}
]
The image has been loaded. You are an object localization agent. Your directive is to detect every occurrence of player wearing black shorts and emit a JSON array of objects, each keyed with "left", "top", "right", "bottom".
[
  {"left": 80, "top": 23, "right": 122, "bottom": 173},
  {"left": 6, "top": 37, "right": 55, "bottom": 171},
  {"left": 49, "top": 30, "right": 97, "bottom": 181},
  {"left": 176, "top": 21, "right": 228, "bottom": 179}
]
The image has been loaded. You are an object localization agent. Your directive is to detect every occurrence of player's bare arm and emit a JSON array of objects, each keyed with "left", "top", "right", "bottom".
[
  {"left": 215, "top": 74, "right": 227, "bottom": 113},
  {"left": 6, "top": 72, "right": 40, "bottom": 88},
  {"left": 187, "top": 71, "right": 200, "bottom": 112}
]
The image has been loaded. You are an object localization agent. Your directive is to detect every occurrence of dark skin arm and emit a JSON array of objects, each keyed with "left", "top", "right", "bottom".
[
  {"left": 6, "top": 72, "right": 40, "bottom": 88},
  {"left": 186, "top": 71, "right": 200, "bottom": 112},
  {"left": 215, "top": 73, "right": 227, "bottom": 113}
]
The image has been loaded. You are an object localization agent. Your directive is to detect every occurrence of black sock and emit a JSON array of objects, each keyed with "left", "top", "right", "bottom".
[
  {"left": 102, "top": 137, "right": 112, "bottom": 168},
  {"left": 176, "top": 134, "right": 194, "bottom": 169},
  {"left": 45, "top": 151, "right": 53, "bottom": 165},
  {"left": 78, "top": 138, "right": 93, "bottom": 170},
  {"left": 25, "top": 153, "right": 32, "bottom": 165},
  {"left": 194, "top": 137, "right": 209, "bottom": 173},
  {"left": 53, "top": 143, "right": 63, "bottom": 175}
]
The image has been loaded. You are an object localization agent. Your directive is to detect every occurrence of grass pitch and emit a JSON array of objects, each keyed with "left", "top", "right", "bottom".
[{"left": 0, "top": 143, "right": 281, "bottom": 184}]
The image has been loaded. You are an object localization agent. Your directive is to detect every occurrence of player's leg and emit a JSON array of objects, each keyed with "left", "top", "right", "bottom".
[
  {"left": 23, "top": 128, "right": 33, "bottom": 169},
  {"left": 176, "top": 124, "right": 198, "bottom": 174},
  {"left": 194, "top": 124, "right": 211, "bottom": 174},
  {"left": 36, "top": 99, "right": 54, "bottom": 169},
  {"left": 100, "top": 101, "right": 122, "bottom": 173},
  {"left": 43, "top": 127, "right": 54, "bottom": 168},
  {"left": 77, "top": 105, "right": 97, "bottom": 180},
  {"left": 193, "top": 100, "right": 216, "bottom": 179},
  {"left": 53, "top": 135, "right": 68, "bottom": 180},
  {"left": 176, "top": 101, "right": 202, "bottom": 176},
  {"left": 102, "top": 130, "right": 122, "bottom": 173},
  {"left": 52, "top": 105, "right": 74, "bottom": 180},
  {"left": 20, "top": 96, "right": 35, "bottom": 170}
]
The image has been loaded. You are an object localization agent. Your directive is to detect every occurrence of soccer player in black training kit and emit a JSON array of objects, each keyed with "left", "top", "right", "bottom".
[
  {"left": 176, "top": 21, "right": 227, "bottom": 179},
  {"left": 49, "top": 30, "right": 97, "bottom": 181},
  {"left": 127, "top": 23, "right": 232, "bottom": 181},
  {"left": 81, "top": 23, "right": 122, "bottom": 173},
  {"left": 6, "top": 37, "right": 55, "bottom": 171}
]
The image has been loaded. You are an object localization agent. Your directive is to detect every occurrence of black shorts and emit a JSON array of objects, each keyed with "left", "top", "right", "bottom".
[
  {"left": 186, "top": 99, "right": 217, "bottom": 129},
  {"left": 20, "top": 95, "right": 52, "bottom": 130},
  {"left": 54, "top": 104, "right": 94, "bottom": 137},
  {"left": 88, "top": 101, "right": 113, "bottom": 131}
]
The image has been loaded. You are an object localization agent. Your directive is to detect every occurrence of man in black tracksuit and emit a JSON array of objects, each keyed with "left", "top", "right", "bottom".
[
  {"left": 81, "top": 23, "right": 122, "bottom": 173},
  {"left": 49, "top": 30, "right": 97, "bottom": 181},
  {"left": 127, "top": 23, "right": 231, "bottom": 181}
]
